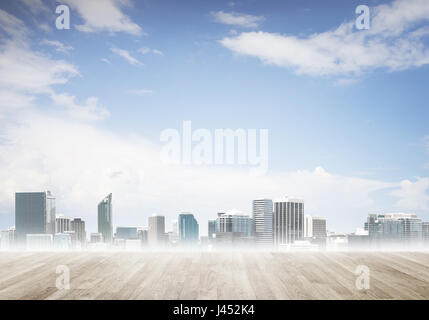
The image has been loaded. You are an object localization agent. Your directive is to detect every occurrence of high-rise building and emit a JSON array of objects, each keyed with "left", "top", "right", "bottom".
[
  {"left": 178, "top": 213, "right": 199, "bottom": 244},
  {"left": 273, "top": 197, "right": 304, "bottom": 245},
  {"left": 98, "top": 193, "right": 112, "bottom": 243},
  {"left": 148, "top": 214, "right": 166, "bottom": 246},
  {"left": 71, "top": 218, "right": 86, "bottom": 244},
  {"left": 423, "top": 222, "right": 429, "bottom": 243},
  {"left": 367, "top": 213, "right": 423, "bottom": 247},
  {"left": 252, "top": 199, "right": 273, "bottom": 246},
  {"left": 55, "top": 214, "right": 71, "bottom": 234},
  {"left": 15, "top": 191, "right": 56, "bottom": 245},
  {"left": 215, "top": 211, "right": 253, "bottom": 245},
  {"left": 208, "top": 219, "right": 216, "bottom": 240}
]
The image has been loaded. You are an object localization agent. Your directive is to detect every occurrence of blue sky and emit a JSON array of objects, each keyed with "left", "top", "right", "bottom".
[{"left": 0, "top": 0, "right": 429, "bottom": 235}]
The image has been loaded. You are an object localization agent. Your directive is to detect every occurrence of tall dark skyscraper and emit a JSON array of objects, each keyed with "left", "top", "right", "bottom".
[
  {"left": 98, "top": 193, "right": 112, "bottom": 243},
  {"left": 15, "top": 191, "right": 56, "bottom": 244},
  {"left": 178, "top": 213, "right": 199, "bottom": 244}
]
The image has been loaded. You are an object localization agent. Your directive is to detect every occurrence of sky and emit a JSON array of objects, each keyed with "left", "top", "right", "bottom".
[{"left": 0, "top": 0, "right": 429, "bottom": 236}]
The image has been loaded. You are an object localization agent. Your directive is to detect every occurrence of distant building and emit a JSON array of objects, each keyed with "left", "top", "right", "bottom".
[
  {"left": 178, "top": 213, "right": 199, "bottom": 244},
  {"left": 15, "top": 191, "right": 56, "bottom": 245},
  {"left": 215, "top": 211, "right": 253, "bottom": 245},
  {"left": 423, "top": 222, "right": 429, "bottom": 243},
  {"left": 90, "top": 232, "right": 103, "bottom": 243},
  {"left": 348, "top": 228, "right": 370, "bottom": 250},
  {"left": 137, "top": 227, "right": 148, "bottom": 246},
  {"left": 26, "top": 234, "right": 53, "bottom": 251},
  {"left": 71, "top": 218, "right": 86, "bottom": 244},
  {"left": 304, "top": 215, "right": 327, "bottom": 247},
  {"left": 253, "top": 199, "right": 273, "bottom": 246},
  {"left": 0, "top": 227, "right": 15, "bottom": 250},
  {"left": 55, "top": 214, "right": 70, "bottom": 234},
  {"left": 98, "top": 193, "right": 112, "bottom": 243},
  {"left": 208, "top": 219, "right": 216, "bottom": 240},
  {"left": 367, "top": 213, "right": 423, "bottom": 247},
  {"left": 116, "top": 227, "right": 138, "bottom": 240},
  {"left": 148, "top": 214, "right": 166, "bottom": 246},
  {"left": 274, "top": 197, "right": 304, "bottom": 245},
  {"left": 54, "top": 233, "right": 72, "bottom": 250}
]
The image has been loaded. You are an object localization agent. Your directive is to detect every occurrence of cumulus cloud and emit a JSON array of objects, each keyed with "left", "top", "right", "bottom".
[
  {"left": 0, "top": 9, "right": 109, "bottom": 122},
  {"left": 63, "top": 0, "right": 142, "bottom": 35},
  {"left": 211, "top": 11, "right": 264, "bottom": 28},
  {"left": 390, "top": 178, "right": 429, "bottom": 210},
  {"left": 111, "top": 47, "right": 144, "bottom": 67},
  {"left": 220, "top": 0, "right": 429, "bottom": 77},
  {"left": 50, "top": 93, "right": 110, "bottom": 121}
]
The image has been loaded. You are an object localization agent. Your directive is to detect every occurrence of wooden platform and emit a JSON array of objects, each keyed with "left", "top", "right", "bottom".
[{"left": 0, "top": 251, "right": 428, "bottom": 300}]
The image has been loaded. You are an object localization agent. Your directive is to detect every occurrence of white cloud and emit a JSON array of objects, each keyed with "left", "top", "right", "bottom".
[
  {"left": 111, "top": 47, "right": 144, "bottom": 67},
  {"left": 390, "top": 178, "right": 429, "bottom": 210},
  {"left": 50, "top": 93, "right": 110, "bottom": 121},
  {"left": 138, "top": 47, "right": 163, "bottom": 56},
  {"left": 212, "top": 11, "right": 264, "bottom": 28},
  {"left": 0, "top": 9, "right": 108, "bottom": 122},
  {"left": 220, "top": 0, "right": 429, "bottom": 77},
  {"left": 100, "top": 58, "right": 111, "bottom": 64},
  {"left": 64, "top": 0, "right": 142, "bottom": 35},
  {"left": 41, "top": 39, "right": 73, "bottom": 53},
  {"left": 18, "top": 0, "right": 50, "bottom": 15}
]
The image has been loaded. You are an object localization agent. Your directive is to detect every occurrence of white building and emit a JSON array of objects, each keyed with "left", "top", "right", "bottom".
[
  {"left": 274, "top": 197, "right": 304, "bottom": 245},
  {"left": 253, "top": 199, "right": 273, "bottom": 246},
  {"left": 55, "top": 214, "right": 71, "bottom": 234}
]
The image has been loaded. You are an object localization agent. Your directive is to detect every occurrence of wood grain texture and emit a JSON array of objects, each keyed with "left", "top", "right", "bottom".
[{"left": 0, "top": 251, "right": 428, "bottom": 300}]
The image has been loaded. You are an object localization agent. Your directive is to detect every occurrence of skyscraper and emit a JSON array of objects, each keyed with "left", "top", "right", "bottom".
[
  {"left": 208, "top": 219, "right": 216, "bottom": 240},
  {"left": 148, "top": 214, "right": 166, "bottom": 246},
  {"left": 252, "top": 199, "right": 273, "bottom": 246},
  {"left": 55, "top": 214, "right": 70, "bottom": 234},
  {"left": 178, "top": 213, "right": 199, "bottom": 244},
  {"left": 304, "top": 215, "right": 327, "bottom": 238},
  {"left": 215, "top": 211, "right": 253, "bottom": 245},
  {"left": 71, "top": 218, "right": 86, "bottom": 244},
  {"left": 15, "top": 191, "right": 56, "bottom": 245},
  {"left": 273, "top": 197, "right": 304, "bottom": 245},
  {"left": 98, "top": 193, "right": 112, "bottom": 243}
]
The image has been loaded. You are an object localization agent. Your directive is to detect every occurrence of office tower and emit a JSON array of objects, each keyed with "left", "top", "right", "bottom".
[
  {"left": 215, "top": 211, "right": 253, "bottom": 245},
  {"left": 148, "top": 214, "right": 166, "bottom": 246},
  {"left": 15, "top": 191, "right": 56, "bottom": 244},
  {"left": 90, "top": 233, "right": 103, "bottom": 243},
  {"left": 312, "top": 217, "right": 327, "bottom": 238},
  {"left": 367, "top": 213, "right": 423, "bottom": 247},
  {"left": 304, "top": 215, "right": 313, "bottom": 238},
  {"left": 71, "top": 218, "right": 86, "bottom": 244},
  {"left": 208, "top": 219, "right": 216, "bottom": 240},
  {"left": 26, "top": 234, "right": 53, "bottom": 251},
  {"left": 137, "top": 227, "right": 149, "bottom": 246},
  {"left": 423, "top": 222, "right": 429, "bottom": 243},
  {"left": 273, "top": 197, "right": 304, "bottom": 245},
  {"left": 172, "top": 219, "right": 179, "bottom": 235},
  {"left": 178, "top": 213, "right": 199, "bottom": 244},
  {"left": 55, "top": 214, "right": 71, "bottom": 234},
  {"left": 252, "top": 199, "right": 273, "bottom": 246},
  {"left": 98, "top": 193, "right": 112, "bottom": 243},
  {"left": 116, "top": 227, "right": 138, "bottom": 239}
]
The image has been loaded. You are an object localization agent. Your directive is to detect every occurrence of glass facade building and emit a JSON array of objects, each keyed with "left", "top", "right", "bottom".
[
  {"left": 15, "top": 191, "right": 56, "bottom": 245},
  {"left": 98, "top": 193, "right": 112, "bottom": 243},
  {"left": 273, "top": 197, "right": 304, "bottom": 245},
  {"left": 178, "top": 213, "right": 199, "bottom": 244}
]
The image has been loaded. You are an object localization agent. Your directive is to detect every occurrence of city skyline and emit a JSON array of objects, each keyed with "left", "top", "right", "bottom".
[{"left": 0, "top": 0, "right": 429, "bottom": 237}]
